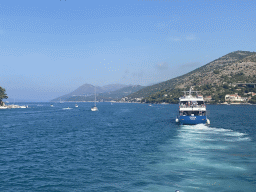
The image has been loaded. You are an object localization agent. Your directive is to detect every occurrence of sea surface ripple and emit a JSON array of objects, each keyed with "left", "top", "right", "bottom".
[{"left": 0, "top": 103, "right": 256, "bottom": 192}]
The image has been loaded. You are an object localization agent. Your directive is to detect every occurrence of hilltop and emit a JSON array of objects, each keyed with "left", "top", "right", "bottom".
[
  {"left": 51, "top": 84, "right": 128, "bottom": 102},
  {"left": 126, "top": 51, "right": 256, "bottom": 103}
]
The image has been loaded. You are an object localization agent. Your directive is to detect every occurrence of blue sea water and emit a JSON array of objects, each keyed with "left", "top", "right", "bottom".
[{"left": 0, "top": 103, "right": 256, "bottom": 192}]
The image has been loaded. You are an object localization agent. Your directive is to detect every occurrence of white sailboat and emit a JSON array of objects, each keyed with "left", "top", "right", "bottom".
[
  {"left": 91, "top": 87, "right": 98, "bottom": 111},
  {"left": 20, "top": 105, "right": 28, "bottom": 108}
]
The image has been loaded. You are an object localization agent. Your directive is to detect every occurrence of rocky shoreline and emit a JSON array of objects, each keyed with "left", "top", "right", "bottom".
[{"left": 0, "top": 103, "right": 28, "bottom": 109}]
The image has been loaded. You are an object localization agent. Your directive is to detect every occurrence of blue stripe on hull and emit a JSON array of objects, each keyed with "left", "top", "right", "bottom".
[{"left": 179, "top": 116, "right": 207, "bottom": 125}]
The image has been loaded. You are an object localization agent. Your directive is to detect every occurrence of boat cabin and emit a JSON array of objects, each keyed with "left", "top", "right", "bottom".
[{"left": 179, "top": 100, "right": 205, "bottom": 108}]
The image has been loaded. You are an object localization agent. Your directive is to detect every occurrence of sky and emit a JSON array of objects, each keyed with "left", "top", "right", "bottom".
[{"left": 1, "top": 0, "right": 256, "bottom": 101}]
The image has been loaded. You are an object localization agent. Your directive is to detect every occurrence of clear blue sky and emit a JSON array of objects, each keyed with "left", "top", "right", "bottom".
[{"left": 1, "top": 0, "right": 255, "bottom": 101}]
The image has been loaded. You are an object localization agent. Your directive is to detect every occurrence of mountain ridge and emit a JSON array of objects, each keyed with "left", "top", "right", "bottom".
[
  {"left": 66, "top": 85, "right": 144, "bottom": 102},
  {"left": 126, "top": 50, "right": 256, "bottom": 103},
  {"left": 51, "top": 84, "right": 143, "bottom": 102},
  {"left": 51, "top": 83, "right": 129, "bottom": 101}
]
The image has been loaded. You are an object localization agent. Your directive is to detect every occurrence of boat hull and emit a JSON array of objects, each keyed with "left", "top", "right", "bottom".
[
  {"left": 91, "top": 107, "right": 98, "bottom": 111},
  {"left": 179, "top": 115, "right": 207, "bottom": 125}
]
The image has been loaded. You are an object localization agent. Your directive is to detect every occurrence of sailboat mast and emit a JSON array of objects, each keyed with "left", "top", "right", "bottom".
[{"left": 94, "top": 87, "right": 96, "bottom": 107}]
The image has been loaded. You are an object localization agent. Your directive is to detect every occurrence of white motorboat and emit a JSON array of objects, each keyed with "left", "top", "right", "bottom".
[{"left": 176, "top": 87, "right": 210, "bottom": 125}]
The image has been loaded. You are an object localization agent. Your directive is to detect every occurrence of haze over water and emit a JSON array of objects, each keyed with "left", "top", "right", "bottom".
[{"left": 0, "top": 103, "right": 255, "bottom": 191}]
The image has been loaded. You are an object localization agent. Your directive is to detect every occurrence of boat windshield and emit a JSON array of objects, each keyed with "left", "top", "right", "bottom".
[{"left": 180, "top": 101, "right": 205, "bottom": 107}]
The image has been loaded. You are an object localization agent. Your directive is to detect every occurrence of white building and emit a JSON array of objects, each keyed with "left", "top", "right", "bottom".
[
  {"left": 225, "top": 94, "right": 246, "bottom": 102},
  {"left": 204, "top": 96, "right": 212, "bottom": 102},
  {"left": 121, "top": 97, "right": 128, "bottom": 102},
  {"left": 135, "top": 97, "right": 143, "bottom": 102}
]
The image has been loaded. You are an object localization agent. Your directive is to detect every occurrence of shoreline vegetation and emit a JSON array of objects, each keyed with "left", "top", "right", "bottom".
[
  {"left": 137, "top": 84, "right": 256, "bottom": 105},
  {"left": 0, "top": 86, "right": 8, "bottom": 107},
  {"left": 0, "top": 86, "right": 28, "bottom": 108},
  {"left": 2, "top": 84, "right": 255, "bottom": 106}
]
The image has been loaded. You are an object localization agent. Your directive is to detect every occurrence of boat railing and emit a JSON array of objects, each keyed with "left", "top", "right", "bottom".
[{"left": 179, "top": 104, "right": 206, "bottom": 108}]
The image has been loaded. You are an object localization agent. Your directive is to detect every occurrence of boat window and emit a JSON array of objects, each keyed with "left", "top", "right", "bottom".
[
  {"left": 192, "top": 101, "right": 197, "bottom": 105},
  {"left": 180, "top": 101, "right": 205, "bottom": 107},
  {"left": 197, "top": 101, "right": 204, "bottom": 105},
  {"left": 192, "top": 111, "right": 198, "bottom": 116},
  {"left": 182, "top": 111, "right": 206, "bottom": 116}
]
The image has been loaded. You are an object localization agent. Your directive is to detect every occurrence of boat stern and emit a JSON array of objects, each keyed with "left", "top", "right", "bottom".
[{"left": 179, "top": 115, "right": 207, "bottom": 125}]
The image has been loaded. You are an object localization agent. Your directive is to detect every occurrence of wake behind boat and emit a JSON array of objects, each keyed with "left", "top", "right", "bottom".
[
  {"left": 176, "top": 87, "right": 210, "bottom": 125},
  {"left": 63, "top": 107, "right": 72, "bottom": 110}
]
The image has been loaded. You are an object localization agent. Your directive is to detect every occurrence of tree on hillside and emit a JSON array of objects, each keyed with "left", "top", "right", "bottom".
[
  {"left": 249, "top": 96, "right": 256, "bottom": 104},
  {"left": 0, "top": 87, "right": 8, "bottom": 106}
]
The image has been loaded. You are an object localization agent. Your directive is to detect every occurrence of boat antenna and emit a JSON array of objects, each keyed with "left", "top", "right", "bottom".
[{"left": 189, "top": 87, "right": 193, "bottom": 96}]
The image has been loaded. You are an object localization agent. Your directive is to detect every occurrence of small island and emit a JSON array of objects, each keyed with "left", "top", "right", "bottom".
[{"left": 0, "top": 86, "right": 28, "bottom": 109}]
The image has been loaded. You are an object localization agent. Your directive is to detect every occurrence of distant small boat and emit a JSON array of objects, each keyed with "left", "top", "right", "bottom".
[
  {"left": 63, "top": 107, "right": 72, "bottom": 110},
  {"left": 50, "top": 104, "right": 54, "bottom": 107},
  {"left": 149, "top": 104, "right": 152, "bottom": 106},
  {"left": 75, "top": 104, "right": 78, "bottom": 107},
  {"left": 91, "top": 87, "right": 98, "bottom": 111},
  {"left": 91, "top": 106, "right": 98, "bottom": 111}
]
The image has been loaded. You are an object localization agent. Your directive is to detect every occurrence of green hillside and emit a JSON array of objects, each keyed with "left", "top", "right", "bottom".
[
  {"left": 142, "top": 83, "right": 256, "bottom": 104},
  {"left": 126, "top": 51, "right": 256, "bottom": 103}
]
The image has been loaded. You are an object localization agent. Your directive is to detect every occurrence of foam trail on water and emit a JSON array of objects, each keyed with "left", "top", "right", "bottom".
[{"left": 139, "top": 124, "right": 253, "bottom": 192}]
